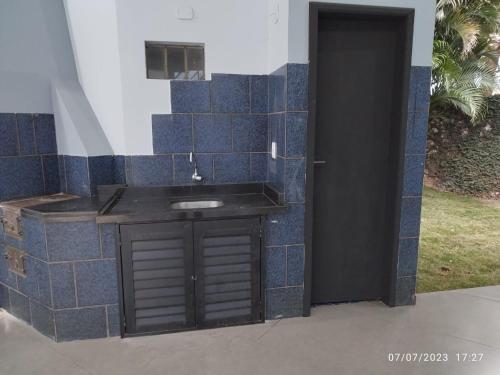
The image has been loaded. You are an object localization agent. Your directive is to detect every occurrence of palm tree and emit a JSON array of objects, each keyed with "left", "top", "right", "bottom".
[{"left": 431, "top": 0, "right": 500, "bottom": 122}]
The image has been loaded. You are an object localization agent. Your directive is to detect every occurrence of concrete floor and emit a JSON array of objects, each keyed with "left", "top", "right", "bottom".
[{"left": 1, "top": 286, "right": 499, "bottom": 375}]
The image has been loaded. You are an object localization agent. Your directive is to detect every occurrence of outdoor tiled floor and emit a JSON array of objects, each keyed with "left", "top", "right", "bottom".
[{"left": 1, "top": 286, "right": 499, "bottom": 375}]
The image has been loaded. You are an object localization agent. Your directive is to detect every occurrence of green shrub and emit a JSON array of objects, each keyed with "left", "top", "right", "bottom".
[
  {"left": 426, "top": 96, "right": 500, "bottom": 196},
  {"left": 440, "top": 133, "right": 500, "bottom": 195}
]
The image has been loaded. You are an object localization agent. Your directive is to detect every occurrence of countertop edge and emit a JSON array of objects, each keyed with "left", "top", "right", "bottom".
[
  {"left": 96, "top": 205, "right": 287, "bottom": 224},
  {"left": 21, "top": 208, "right": 99, "bottom": 222}
]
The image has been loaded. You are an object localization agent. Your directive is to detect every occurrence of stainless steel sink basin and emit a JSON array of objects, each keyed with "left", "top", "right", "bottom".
[{"left": 170, "top": 200, "right": 224, "bottom": 210}]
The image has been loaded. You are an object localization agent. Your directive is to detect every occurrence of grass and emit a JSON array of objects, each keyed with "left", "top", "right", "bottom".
[{"left": 417, "top": 187, "right": 500, "bottom": 293}]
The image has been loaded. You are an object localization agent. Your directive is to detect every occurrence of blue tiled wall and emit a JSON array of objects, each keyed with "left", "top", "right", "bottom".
[
  {"left": 0, "top": 215, "right": 120, "bottom": 341},
  {"left": 395, "top": 66, "right": 432, "bottom": 305},
  {"left": 0, "top": 64, "right": 431, "bottom": 338},
  {"left": 0, "top": 113, "right": 59, "bottom": 201},
  {"left": 146, "top": 73, "right": 270, "bottom": 187},
  {"left": 264, "top": 64, "right": 308, "bottom": 318},
  {"left": 59, "top": 155, "right": 122, "bottom": 197}
]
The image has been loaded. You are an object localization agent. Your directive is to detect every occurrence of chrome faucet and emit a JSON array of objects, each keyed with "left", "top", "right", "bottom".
[{"left": 189, "top": 152, "right": 204, "bottom": 183}]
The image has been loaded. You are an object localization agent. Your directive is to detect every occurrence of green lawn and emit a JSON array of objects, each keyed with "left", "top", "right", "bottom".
[{"left": 417, "top": 187, "right": 500, "bottom": 293}]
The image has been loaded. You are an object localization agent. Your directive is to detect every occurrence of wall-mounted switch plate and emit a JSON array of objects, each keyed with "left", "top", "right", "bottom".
[
  {"left": 271, "top": 142, "right": 277, "bottom": 159},
  {"left": 177, "top": 6, "right": 194, "bottom": 20}
]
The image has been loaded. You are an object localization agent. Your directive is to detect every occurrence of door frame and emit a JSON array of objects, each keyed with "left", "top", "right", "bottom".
[{"left": 303, "top": 3, "right": 415, "bottom": 315}]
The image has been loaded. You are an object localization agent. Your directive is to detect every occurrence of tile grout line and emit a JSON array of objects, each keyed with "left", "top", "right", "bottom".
[{"left": 72, "top": 263, "right": 79, "bottom": 308}]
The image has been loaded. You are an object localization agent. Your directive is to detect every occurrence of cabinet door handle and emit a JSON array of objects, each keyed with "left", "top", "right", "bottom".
[
  {"left": 313, "top": 160, "right": 326, "bottom": 165},
  {"left": 191, "top": 275, "right": 197, "bottom": 281}
]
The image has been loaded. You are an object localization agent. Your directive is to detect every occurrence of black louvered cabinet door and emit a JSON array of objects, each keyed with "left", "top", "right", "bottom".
[
  {"left": 193, "top": 218, "right": 263, "bottom": 328},
  {"left": 120, "top": 222, "right": 195, "bottom": 335}
]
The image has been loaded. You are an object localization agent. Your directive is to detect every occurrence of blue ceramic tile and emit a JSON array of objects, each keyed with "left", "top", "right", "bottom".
[
  {"left": 211, "top": 74, "right": 250, "bottom": 113},
  {"left": 23, "top": 216, "right": 47, "bottom": 260},
  {"left": 265, "top": 286, "right": 303, "bottom": 319},
  {"left": 113, "top": 155, "right": 126, "bottom": 185},
  {"left": 286, "top": 64, "right": 308, "bottom": 111},
  {"left": 46, "top": 221, "right": 101, "bottom": 261},
  {"left": 0, "top": 156, "right": 44, "bottom": 200},
  {"left": 4, "top": 234, "right": 23, "bottom": 249},
  {"left": 395, "top": 276, "right": 416, "bottom": 306},
  {"left": 406, "top": 111, "right": 428, "bottom": 155},
  {"left": 50, "top": 263, "right": 76, "bottom": 309},
  {"left": 89, "top": 156, "right": 115, "bottom": 196},
  {"left": 17, "top": 256, "right": 40, "bottom": 300},
  {"left": 36, "top": 261, "right": 52, "bottom": 307},
  {"left": 75, "top": 260, "right": 118, "bottom": 306},
  {"left": 30, "top": 300, "right": 55, "bottom": 339},
  {"left": 0, "top": 283, "right": 10, "bottom": 310},
  {"left": 124, "top": 156, "right": 133, "bottom": 183},
  {"left": 250, "top": 153, "right": 268, "bottom": 182},
  {"left": 128, "top": 155, "right": 173, "bottom": 186},
  {"left": 250, "top": 75, "right": 269, "bottom": 113},
  {"left": 403, "top": 154, "right": 425, "bottom": 196},
  {"left": 100, "top": 224, "right": 117, "bottom": 259},
  {"left": 266, "top": 247, "right": 286, "bottom": 288},
  {"left": 193, "top": 114, "right": 232, "bottom": 153},
  {"left": 0, "top": 113, "right": 18, "bottom": 156},
  {"left": 414, "top": 66, "right": 432, "bottom": 113},
  {"left": 16, "top": 256, "right": 50, "bottom": 306},
  {"left": 152, "top": 114, "right": 193, "bottom": 154},
  {"left": 64, "top": 156, "right": 91, "bottom": 197},
  {"left": 268, "top": 155, "right": 284, "bottom": 192},
  {"left": 408, "top": 68, "right": 417, "bottom": 113},
  {"left": 287, "top": 245, "right": 304, "bottom": 286},
  {"left": 42, "top": 155, "right": 60, "bottom": 194},
  {"left": 58, "top": 155, "right": 67, "bottom": 192},
  {"left": 266, "top": 204, "right": 305, "bottom": 246},
  {"left": 107, "top": 304, "right": 121, "bottom": 337},
  {"left": 173, "top": 153, "right": 214, "bottom": 185},
  {"left": 0, "top": 243, "right": 17, "bottom": 288},
  {"left": 399, "top": 197, "right": 422, "bottom": 238},
  {"left": 17, "top": 114, "right": 36, "bottom": 155},
  {"left": 286, "top": 112, "right": 307, "bottom": 158},
  {"left": 34, "top": 114, "right": 57, "bottom": 154},
  {"left": 55, "top": 307, "right": 107, "bottom": 341},
  {"left": 170, "top": 80, "right": 210, "bottom": 113},
  {"left": 233, "top": 114, "right": 268, "bottom": 152},
  {"left": 268, "top": 113, "right": 285, "bottom": 157},
  {"left": 213, "top": 153, "right": 250, "bottom": 183},
  {"left": 9, "top": 289, "right": 31, "bottom": 323},
  {"left": 268, "top": 66, "right": 286, "bottom": 113},
  {"left": 397, "top": 238, "right": 419, "bottom": 278},
  {"left": 285, "top": 159, "right": 305, "bottom": 203}
]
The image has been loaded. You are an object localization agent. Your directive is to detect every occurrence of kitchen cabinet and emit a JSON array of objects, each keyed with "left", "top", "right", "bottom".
[{"left": 119, "top": 217, "right": 263, "bottom": 336}]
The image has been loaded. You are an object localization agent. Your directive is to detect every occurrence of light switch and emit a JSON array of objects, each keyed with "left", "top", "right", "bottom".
[{"left": 271, "top": 142, "right": 277, "bottom": 159}]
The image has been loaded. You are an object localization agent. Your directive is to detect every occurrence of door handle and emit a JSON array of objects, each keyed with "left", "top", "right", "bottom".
[{"left": 313, "top": 160, "right": 326, "bottom": 165}]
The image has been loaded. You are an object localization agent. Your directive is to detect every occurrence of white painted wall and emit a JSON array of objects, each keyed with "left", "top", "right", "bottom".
[
  {"left": 0, "top": 0, "right": 113, "bottom": 156},
  {"left": 64, "top": 0, "right": 435, "bottom": 155},
  {"left": 113, "top": 0, "right": 269, "bottom": 154},
  {"left": 64, "top": 0, "right": 126, "bottom": 155},
  {"left": 268, "top": 0, "right": 290, "bottom": 73},
  {"left": 52, "top": 80, "right": 113, "bottom": 156},
  {"left": 287, "top": 0, "right": 436, "bottom": 67},
  {"left": 0, "top": 0, "right": 63, "bottom": 113}
]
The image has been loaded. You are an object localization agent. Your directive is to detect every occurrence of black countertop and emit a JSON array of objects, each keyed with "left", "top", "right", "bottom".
[
  {"left": 21, "top": 184, "right": 286, "bottom": 223},
  {"left": 22, "top": 198, "right": 102, "bottom": 221}
]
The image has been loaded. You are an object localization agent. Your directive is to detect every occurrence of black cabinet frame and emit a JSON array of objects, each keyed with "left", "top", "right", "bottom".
[{"left": 115, "top": 216, "right": 265, "bottom": 337}]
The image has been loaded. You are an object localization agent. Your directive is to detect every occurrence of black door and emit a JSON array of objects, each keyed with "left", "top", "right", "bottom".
[
  {"left": 193, "top": 218, "right": 262, "bottom": 328},
  {"left": 120, "top": 222, "right": 195, "bottom": 334},
  {"left": 311, "top": 12, "right": 408, "bottom": 303}
]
